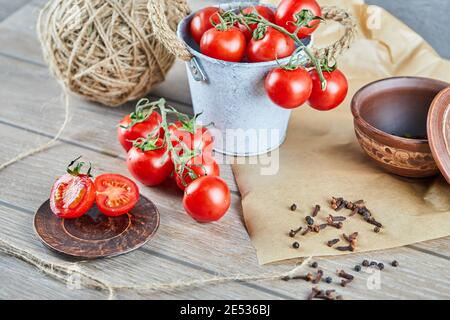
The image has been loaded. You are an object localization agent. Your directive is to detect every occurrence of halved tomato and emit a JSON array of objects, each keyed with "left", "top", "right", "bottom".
[
  {"left": 94, "top": 174, "right": 139, "bottom": 217},
  {"left": 50, "top": 173, "right": 96, "bottom": 219}
]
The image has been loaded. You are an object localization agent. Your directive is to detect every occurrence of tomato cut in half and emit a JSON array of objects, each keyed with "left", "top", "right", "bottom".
[
  {"left": 50, "top": 173, "right": 96, "bottom": 219},
  {"left": 94, "top": 174, "right": 139, "bottom": 217}
]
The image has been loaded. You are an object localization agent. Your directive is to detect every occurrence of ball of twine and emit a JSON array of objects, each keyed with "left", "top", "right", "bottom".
[{"left": 37, "top": 0, "right": 190, "bottom": 107}]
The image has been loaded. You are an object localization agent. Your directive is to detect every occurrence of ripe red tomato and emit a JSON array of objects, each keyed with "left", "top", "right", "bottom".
[
  {"left": 238, "top": 5, "right": 275, "bottom": 40},
  {"left": 247, "top": 27, "right": 295, "bottom": 62},
  {"left": 50, "top": 172, "right": 96, "bottom": 219},
  {"left": 183, "top": 176, "right": 230, "bottom": 222},
  {"left": 126, "top": 138, "right": 174, "bottom": 186},
  {"left": 275, "top": 0, "right": 322, "bottom": 38},
  {"left": 175, "top": 154, "right": 220, "bottom": 190},
  {"left": 94, "top": 174, "right": 139, "bottom": 217},
  {"left": 200, "top": 27, "right": 246, "bottom": 62},
  {"left": 117, "top": 111, "right": 162, "bottom": 152},
  {"left": 265, "top": 67, "right": 312, "bottom": 109},
  {"left": 308, "top": 69, "right": 348, "bottom": 111},
  {"left": 190, "top": 7, "right": 221, "bottom": 44},
  {"left": 168, "top": 121, "right": 213, "bottom": 156}
]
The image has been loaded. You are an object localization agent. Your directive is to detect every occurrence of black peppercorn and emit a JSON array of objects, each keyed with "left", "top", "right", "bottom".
[
  {"left": 378, "top": 263, "right": 384, "bottom": 270},
  {"left": 306, "top": 216, "right": 314, "bottom": 225},
  {"left": 362, "top": 260, "right": 369, "bottom": 267},
  {"left": 290, "top": 203, "right": 297, "bottom": 211},
  {"left": 292, "top": 241, "right": 300, "bottom": 249},
  {"left": 354, "top": 265, "right": 361, "bottom": 272},
  {"left": 391, "top": 260, "right": 399, "bottom": 267},
  {"left": 311, "top": 261, "right": 318, "bottom": 268},
  {"left": 325, "top": 277, "right": 332, "bottom": 284},
  {"left": 370, "top": 261, "right": 377, "bottom": 267}
]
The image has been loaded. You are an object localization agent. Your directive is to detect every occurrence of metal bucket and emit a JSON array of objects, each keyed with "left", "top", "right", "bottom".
[{"left": 177, "top": 2, "right": 311, "bottom": 156}]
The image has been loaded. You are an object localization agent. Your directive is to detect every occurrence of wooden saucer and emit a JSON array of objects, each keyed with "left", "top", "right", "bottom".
[{"left": 34, "top": 196, "right": 159, "bottom": 259}]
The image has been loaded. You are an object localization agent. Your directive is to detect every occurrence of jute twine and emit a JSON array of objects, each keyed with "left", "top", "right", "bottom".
[
  {"left": 148, "top": 1, "right": 357, "bottom": 63},
  {"left": 38, "top": 0, "right": 189, "bottom": 107},
  {"left": 0, "top": 238, "right": 311, "bottom": 299}
]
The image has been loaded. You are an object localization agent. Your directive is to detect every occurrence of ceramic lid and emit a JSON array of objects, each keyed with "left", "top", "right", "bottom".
[{"left": 427, "top": 86, "right": 450, "bottom": 184}]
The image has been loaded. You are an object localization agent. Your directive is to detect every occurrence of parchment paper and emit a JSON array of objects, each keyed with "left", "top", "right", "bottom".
[{"left": 233, "top": 0, "right": 450, "bottom": 264}]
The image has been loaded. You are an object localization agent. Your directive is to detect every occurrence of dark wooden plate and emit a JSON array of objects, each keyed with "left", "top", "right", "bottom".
[{"left": 34, "top": 196, "right": 160, "bottom": 259}]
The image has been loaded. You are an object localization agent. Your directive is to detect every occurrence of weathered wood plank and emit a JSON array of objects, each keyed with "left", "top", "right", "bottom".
[
  {"left": 0, "top": 252, "right": 106, "bottom": 300},
  {"left": 1, "top": 123, "right": 450, "bottom": 299},
  {"left": 0, "top": 0, "right": 31, "bottom": 22}
]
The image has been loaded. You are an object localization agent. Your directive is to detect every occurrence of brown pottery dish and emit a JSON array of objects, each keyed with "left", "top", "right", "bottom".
[
  {"left": 34, "top": 195, "right": 160, "bottom": 259},
  {"left": 351, "top": 77, "right": 449, "bottom": 178}
]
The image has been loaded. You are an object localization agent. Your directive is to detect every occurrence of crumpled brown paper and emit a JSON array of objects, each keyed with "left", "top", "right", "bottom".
[{"left": 233, "top": 0, "right": 450, "bottom": 264}]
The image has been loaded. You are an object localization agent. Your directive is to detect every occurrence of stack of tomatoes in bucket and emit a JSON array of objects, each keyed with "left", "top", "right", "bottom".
[
  {"left": 191, "top": 0, "right": 348, "bottom": 110},
  {"left": 118, "top": 98, "right": 230, "bottom": 223}
]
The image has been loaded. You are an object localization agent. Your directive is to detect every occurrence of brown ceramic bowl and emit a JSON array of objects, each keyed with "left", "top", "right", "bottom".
[{"left": 351, "top": 77, "right": 449, "bottom": 178}]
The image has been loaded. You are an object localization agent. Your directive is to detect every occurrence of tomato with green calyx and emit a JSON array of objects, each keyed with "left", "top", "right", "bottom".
[
  {"left": 308, "top": 69, "right": 348, "bottom": 111},
  {"left": 117, "top": 108, "right": 162, "bottom": 152},
  {"left": 175, "top": 154, "right": 220, "bottom": 191},
  {"left": 127, "top": 137, "right": 173, "bottom": 186},
  {"left": 247, "top": 26, "right": 295, "bottom": 62},
  {"left": 94, "top": 173, "right": 139, "bottom": 217},
  {"left": 200, "top": 26, "right": 246, "bottom": 62},
  {"left": 275, "top": 0, "right": 322, "bottom": 39},
  {"left": 190, "top": 7, "right": 221, "bottom": 44},
  {"left": 265, "top": 67, "right": 312, "bottom": 109},
  {"left": 50, "top": 157, "right": 96, "bottom": 219},
  {"left": 238, "top": 5, "right": 275, "bottom": 40},
  {"left": 168, "top": 120, "right": 213, "bottom": 156},
  {"left": 183, "top": 176, "right": 230, "bottom": 223}
]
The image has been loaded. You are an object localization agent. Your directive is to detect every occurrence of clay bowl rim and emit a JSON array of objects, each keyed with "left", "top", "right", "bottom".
[{"left": 351, "top": 76, "right": 450, "bottom": 148}]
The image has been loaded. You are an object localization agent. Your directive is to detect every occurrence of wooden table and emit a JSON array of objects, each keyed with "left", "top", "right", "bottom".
[{"left": 1, "top": 0, "right": 449, "bottom": 300}]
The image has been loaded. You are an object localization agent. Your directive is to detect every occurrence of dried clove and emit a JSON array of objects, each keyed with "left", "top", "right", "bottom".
[
  {"left": 336, "top": 245, "right": 354, "bottom": 252},
  {"left": 328, "top": 221, "right": 343, "bottom": 229},
  {"left": 367, "top": 217, "right": 383, "bottom": 228},
  {"left": 312, "top": 205, "right": 321, "bottom": 217},
  {"left": 331, "top": 197, "right": 345, "bottom": 211},
  {"left": 289, "top": 226, "right": 302, "bottom": 237},
  {"left": 330, "top": 215, "right": 347, "bottom": 222},
  {"left": 319, "top": 223, "right": 328, "bottom": 230},
  {"left": 308, "top": 287, "right": 322, "bottom": 300},
  {"left": 292, "top": 273, "right": 315, "bottom": 282},
  {"left": 290, "top": 203, "right": 297, "bottom": 211},
  {"left": 337, "top": 270, "right": 354, "bottom": 281},
  {"left": 327, "top": 238, "right": 340, "bottom": 247},
  {"left": 312, "top": 270, "right": 324, "bottom": 284}
]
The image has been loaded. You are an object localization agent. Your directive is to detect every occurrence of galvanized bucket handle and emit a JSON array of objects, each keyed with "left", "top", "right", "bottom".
[{"left": 148, "top": 1, "right": 357, "bottom": 78}]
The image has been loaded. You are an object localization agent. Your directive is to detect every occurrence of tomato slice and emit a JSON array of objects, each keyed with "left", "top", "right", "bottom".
[
  {"left": 50, "top": 174, "right": 96, "bottom": 219},
  {"left": 94, "top": 174, "right": 139, "bottom": 217}
]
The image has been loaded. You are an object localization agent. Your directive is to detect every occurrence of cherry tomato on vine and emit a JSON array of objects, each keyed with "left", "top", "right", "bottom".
[
  {"left": 127, "top": 138, "right": 174, "bottom": 186},
  {"left": 247, "top": 27, "right": 295, "bottom": 62},
  {"left": 265, "top": 67, "right": 312, "bottom": 109},
  {"left": 200, "top": 27, "right": 246, "bottom": 62},
  {"left": 117, "top": 111, "right": 162, "bottom": 152},
  {"left": 168, "top": 121, "right": 213, "bottom": 156},
  {"left": 308, "top": 69, "right": 348, "bottom": 111},
  {"left": 175, "top": 154, "right": 220, "bottom": 191},
  {"left": 50, "top": 158, "right": 96, "bottom": 219},
  {"left": 238, "top": 5, "right": 275, "bottom": 40},
  {"left": 190, "top": 7, "right": 221, "bottom": 44},
  {"left": 94, "top": 173, "right": 139, "bottom": 217},
  {"left": 275, "top": 0, "right": 322, "bottom": 39},
  {"left": 183, "top": 176, "right": 230, "bottom": 223}
]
